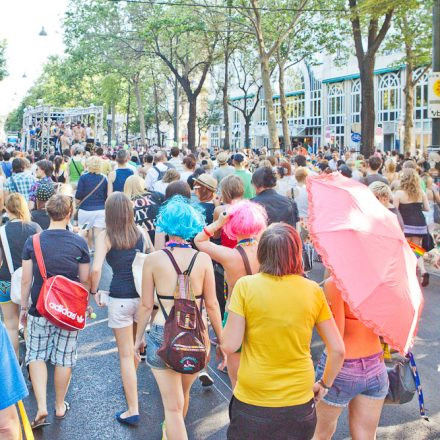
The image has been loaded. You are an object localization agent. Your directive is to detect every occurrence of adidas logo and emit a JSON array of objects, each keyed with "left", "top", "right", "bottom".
[{"left": 49, "top": 302, "right": 84, "bottom": 323}]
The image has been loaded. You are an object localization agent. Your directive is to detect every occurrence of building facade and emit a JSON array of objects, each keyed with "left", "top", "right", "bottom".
[{"left": 209, "top": 53, "right": 432, "bottom": 153}]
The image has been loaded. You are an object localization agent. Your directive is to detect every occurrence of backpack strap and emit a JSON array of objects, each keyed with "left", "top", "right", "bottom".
[
  {"left": 162, "top": 248, "right": 182, "bottom": 274},
  {"left": 236, "top": 246, "right": 252, "bottom": 275},
  {"left": 32, "top": 234, "right": 48, "bottom": 280}
]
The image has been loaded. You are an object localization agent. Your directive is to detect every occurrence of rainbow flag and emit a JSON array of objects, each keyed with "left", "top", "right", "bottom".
[{"left": 408, "top": 241, "right": 426, "bottom": 258}]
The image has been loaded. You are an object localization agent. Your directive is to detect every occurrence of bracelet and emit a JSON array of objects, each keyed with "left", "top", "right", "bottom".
[
  {"left": 20, "top": 306, "right": 29, "bottom": 312},
  {"left": 203, "top": 227, "right": 213, "bottom": 238},
  {"left": 318, "top": 379, "right": 331, "bottom": 390},
  {"left": 89, "top": 291, "right": 97, "bottom": 295}
]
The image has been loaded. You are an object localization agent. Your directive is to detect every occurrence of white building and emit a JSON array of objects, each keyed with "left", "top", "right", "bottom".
[{"left": 210, "top": 53, "right": 431, "bottom": 152}]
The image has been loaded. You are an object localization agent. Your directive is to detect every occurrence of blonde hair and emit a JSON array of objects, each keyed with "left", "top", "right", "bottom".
[
  {"left": 5, "top": 193, "right": 31, "bottom": 222},
  {"left": 162, "top": 169, "right": 180, "bottom": 184},
  {"left": 385, "top": 159, "right": 396, "bottom": 173},
  {"left": 369, "top": 181, "right": 392, "bottom": 201},
  {"left": 400, "top": 168, "right": 422, "bottom": 200},
  {"left": 124, "top": 175, "right": 146, "bottom": 198},
  {"left": 86, "top": 156, "right": 102, "bottom": 174},
  {"left": 295, "top": 167, "right": 308, "bottom": 184}
]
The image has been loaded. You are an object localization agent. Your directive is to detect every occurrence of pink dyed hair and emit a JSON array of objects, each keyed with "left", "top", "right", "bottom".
[{"left": 223, "top": 200, "right": 267, "bottom": 240}]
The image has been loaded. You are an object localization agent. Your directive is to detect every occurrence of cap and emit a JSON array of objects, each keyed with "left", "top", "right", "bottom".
[
  {"left": 233, "top": 153, "right": 245, "bottom": 163},
  {"left": 193, "top": 173, "right": 217, "bottom": 192},
  {"left": 36, "top": 183, "right": 55, "bottom": 202}
]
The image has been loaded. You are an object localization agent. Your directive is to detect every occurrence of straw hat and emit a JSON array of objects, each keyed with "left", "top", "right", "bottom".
[
  {"left": 193, "top": 173, "right": 217, "bottom": 192},
  {"left": 217, "top": 151, "right": 229, "bottom": 165}
]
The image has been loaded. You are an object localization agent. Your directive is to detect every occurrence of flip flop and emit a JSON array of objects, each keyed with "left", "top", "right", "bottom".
[
  {"left": 54, "top": 401, "right": 70, "bottom": 420},
  {"left": 31, "top": 416, "right": 50, "bottom": 430}
]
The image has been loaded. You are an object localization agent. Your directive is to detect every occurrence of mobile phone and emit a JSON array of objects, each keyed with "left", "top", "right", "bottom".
[{"left": 81, "top": 223, "right": 89, "bottom": 230}]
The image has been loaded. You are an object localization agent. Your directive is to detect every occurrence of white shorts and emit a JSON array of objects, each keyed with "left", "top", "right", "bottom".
[
  {"left": 108, "top": 297, "right": 140, "bottom": 329},
  {"left": 78, "top": 209, "right": 105, "bottom": 230}
]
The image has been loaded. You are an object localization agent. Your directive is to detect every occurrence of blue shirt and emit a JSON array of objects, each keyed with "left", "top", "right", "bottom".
[
  {"left": 75, "top": 173, "right": 107, "bottom": 211},
  {"left": 1, "top": 162, "right": 12, "bottom": 178},
  {"left": 0, "top": 321, "right": 28, "bottom": 410}
]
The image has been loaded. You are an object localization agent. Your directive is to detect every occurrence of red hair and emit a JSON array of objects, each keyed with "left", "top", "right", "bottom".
[{"left": 258, "top": 223, "right": 303, "bottom": 276}]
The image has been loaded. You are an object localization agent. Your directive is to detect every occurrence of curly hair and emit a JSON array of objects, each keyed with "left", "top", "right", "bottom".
[
  {"left": 399, "top": 168, "right": 422, "bottom": 201},
  {"left": 155, "top": 195, "right": 205, "bottom": 240}
]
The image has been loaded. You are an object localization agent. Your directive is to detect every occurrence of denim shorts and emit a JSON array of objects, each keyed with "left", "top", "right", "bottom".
[
  {"left": 146, "top": 324, "right": 167, "bottom": 370},
  {"left": 316, "top": 351, "right": 389, "bottom": 407},
  {"left": 0, "top": 281, "right": 11, "bottom": 304}
]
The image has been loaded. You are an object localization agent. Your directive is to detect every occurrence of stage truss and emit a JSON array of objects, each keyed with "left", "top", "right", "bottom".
[{"left": 22, "top": 105, "right": 104, "bottom": 154}]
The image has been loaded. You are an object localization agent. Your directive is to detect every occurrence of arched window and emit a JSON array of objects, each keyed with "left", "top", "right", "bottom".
[
  {"left": 351, "top": 79, "right": 361, "bottom": 123},
  {"left": 378, "top": 73, "right": 401, "bottom": 122},
  {"left": 327, "top": 83, "right": 345, "bottom": 148},
  {"left": 414, "top": 68, "right": 429, "bottom": 121}
]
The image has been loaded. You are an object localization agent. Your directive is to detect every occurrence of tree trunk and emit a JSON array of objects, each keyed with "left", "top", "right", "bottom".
[
  {"left": 244, "top": 116, "right": 251, "bottom": 149},
  {"left": 261, "top": 55, "right": 279, "bottom": 151},
  {"left": 278, "top": 60, "right": 290, "bottom": 151},
  {"left": 133, "top": 78, "right": 146, "bottom": 146},
  {"left": 187, "top": 97, "right": 197, "bottom": 152},
  {"left": 403, "top": 61, "right": 415, "bottom": 154},
  {"left": 173, "top": 75, "right": 179, "bottom": 146},
  {"left": 126, "top": 83, "right": 131, "bottom": 144},
  {"left": 153, "top": 80, "right": 161, "bottom": 147},
  {"left": 223, "top": 49, "right": 231, "bottom": 150},
  {"left": 111, "top": 101, "right": 116, "bottom": 142},
  {"left": 359, "top": 58, "right": 376, "bottom": 157}
]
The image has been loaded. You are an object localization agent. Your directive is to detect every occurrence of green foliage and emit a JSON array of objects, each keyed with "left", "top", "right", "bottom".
[{"left": 0, "top": 39, "right": 7, "bottom": 81}]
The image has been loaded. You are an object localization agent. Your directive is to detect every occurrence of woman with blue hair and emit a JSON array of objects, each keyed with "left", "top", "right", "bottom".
[{"left": 134, "top": 196, "right": 224, "bottom": 440}]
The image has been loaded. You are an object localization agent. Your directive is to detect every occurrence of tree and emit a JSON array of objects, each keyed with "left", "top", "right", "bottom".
[
  {"left": 143, "top": 2, "right": 223, "bottom": 151},
  {"left": 348, "top": 0, "right": 409, "bottom": 156},
  {"left": 197, "top": 99, "right": 222, "bottom": 148},
  {"left": 0, "top": 39, "right": 7, "bottom": 81},
  {"left": 384, "top": 0, "right": 432, "bottom": 152},
  {"left": 229, "top": 52, "right": 262, "bottom": 149},
  {"left": 237, "top": 0, "right": 309, "bottom": 151}
]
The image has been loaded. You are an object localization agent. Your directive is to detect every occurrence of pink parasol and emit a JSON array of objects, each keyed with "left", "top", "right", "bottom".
[{"left": 307, "top": 172, "right": 424, "bottom": 354}]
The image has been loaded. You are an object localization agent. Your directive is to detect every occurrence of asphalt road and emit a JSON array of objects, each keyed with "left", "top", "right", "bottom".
[{"left": 19, "top": 261, "right": 440, "bottom": 440}]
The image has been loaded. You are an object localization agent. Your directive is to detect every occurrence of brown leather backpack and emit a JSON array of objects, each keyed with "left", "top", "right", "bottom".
[{"left": 156, "top": 249, "right": 208, "bottom": 374}]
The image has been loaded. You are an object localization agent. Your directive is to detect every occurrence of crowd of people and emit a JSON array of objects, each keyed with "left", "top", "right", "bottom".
[{"left": 0, "top": 138, "right": 439, "bottom": 440}]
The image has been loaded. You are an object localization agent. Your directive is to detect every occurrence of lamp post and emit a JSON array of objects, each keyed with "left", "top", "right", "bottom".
[{"left": 432, "top": 0, "right": 440, "bottom": 149}]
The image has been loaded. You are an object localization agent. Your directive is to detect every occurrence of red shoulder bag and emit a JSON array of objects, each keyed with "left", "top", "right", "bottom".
[{"left": 34, "top": 234, "right": 89, "bottom": 331}]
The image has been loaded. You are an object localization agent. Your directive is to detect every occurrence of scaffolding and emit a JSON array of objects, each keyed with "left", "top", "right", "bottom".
[{"left": 22, "top": 105, "right": 104, "bottom": 155}]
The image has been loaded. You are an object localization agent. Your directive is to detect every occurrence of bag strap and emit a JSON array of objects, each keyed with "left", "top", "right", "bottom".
[
  {"left": 10, "top": 175, "right": 19, "bottom": 193},
  {"left": 32, "top": 234, "right": 47, "bottom": 280},
  {"left": 162, "top": 248, "right": 182, "bottom": 274},
  {"left": 77, "top": 176, "right": 106, "bottom": 209},
  {"left": 236, "top": 246, "right": 252, "bottom": 276},
  {"left": 407, "top": 352, "right": 429, "bottom": 421},
  {"left": 0, "top": 225, "right": 15, "bottom": 273},
  {"left": 71, "top": 158, "right": 81, "bottom": 176}
]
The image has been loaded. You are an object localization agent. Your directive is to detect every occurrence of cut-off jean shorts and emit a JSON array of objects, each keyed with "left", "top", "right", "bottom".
[
  {"left": 146, "top": 324, "right": 167, "bottom": 370},
  {"left": 316, "top": 351, "right": 389, "bottom": 407}
]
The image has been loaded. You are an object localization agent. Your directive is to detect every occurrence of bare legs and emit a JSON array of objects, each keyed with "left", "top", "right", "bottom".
[
  {"left": 29, "top": 360, "right": 72, "bottom": 422},
  {"left": 0, "top": 302, "right": 19, "bottom": 358},
  {"left": 313, "top": 396, "right": 384, "bottom": 440},
  {"left": 0, "top": 406, "right": 21, "bottom": 440},
  {"left": 152, "top": 369, "right": 198, "bottom": 440},
  {"left": 113, "top": 325, "right": 139, "bottom": 418}
]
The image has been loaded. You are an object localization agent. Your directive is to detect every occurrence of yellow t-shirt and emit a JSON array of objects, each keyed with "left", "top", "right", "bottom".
[{"left": 229, "top": 272, "right": 332, "bottom": 407}]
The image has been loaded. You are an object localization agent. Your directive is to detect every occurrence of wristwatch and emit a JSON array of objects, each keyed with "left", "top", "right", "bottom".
[
  {"left": 20, "top": 306, "right": 29, "bottom": 312},
  {"left": 89, "top": 291, "right": 97, "bottom": 295}
]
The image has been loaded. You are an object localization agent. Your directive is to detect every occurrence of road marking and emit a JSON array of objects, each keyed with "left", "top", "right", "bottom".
[
  {"left": 85, "top": 318, "right": 108, "bottom": 328},
  {"left": 211, "top": 383, "right": 230, "bottom": 403},
  {"left": 207, "top": 365, "right": 233, "bottom": 393}
]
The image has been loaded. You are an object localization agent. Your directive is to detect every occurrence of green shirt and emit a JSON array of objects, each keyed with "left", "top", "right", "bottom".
[
  {"left": 234, "top": 169, "right": 255, "bottom": 199},
  {"left": 69, "top": 159, "right": 84, "bottom": 183}
]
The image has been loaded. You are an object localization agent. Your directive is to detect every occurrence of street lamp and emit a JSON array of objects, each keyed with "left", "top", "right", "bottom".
[{"left": 39, "top": 26, "right": 47, "bottom": 36}]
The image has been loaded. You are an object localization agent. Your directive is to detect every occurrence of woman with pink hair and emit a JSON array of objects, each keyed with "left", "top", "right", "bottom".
[{"left": 194, "top": 200, "right": 267, "bottom": 388}]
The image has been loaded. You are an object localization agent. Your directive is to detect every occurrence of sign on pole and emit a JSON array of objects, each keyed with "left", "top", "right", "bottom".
[{"left": 428, "top": 72, "right": 440, "bottom": 118}]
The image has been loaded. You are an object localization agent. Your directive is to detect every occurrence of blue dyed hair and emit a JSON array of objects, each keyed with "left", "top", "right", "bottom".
[{"left": 155, "top": 195, "right": 206, "bottom": 240}]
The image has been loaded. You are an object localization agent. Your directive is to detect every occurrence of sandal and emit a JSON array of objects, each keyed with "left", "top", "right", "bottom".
[
  {"left": 55, "top": 401, "right": 71, "bottom": 420},
  {"left": 31, "top": 416, "right": 50, "bottom": 430}
]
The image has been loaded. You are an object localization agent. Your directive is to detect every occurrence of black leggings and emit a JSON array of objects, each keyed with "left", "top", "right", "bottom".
[{"left": 227, "top": 396, "right": 317, "bottom": 440}]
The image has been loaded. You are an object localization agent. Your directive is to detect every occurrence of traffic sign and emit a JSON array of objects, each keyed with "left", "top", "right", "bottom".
[
  {"left": 351, "top": 132, "right": 361, "bottom": 143},
  {"left": 428, "top": 72, "right": 440, "bottom": 118}
]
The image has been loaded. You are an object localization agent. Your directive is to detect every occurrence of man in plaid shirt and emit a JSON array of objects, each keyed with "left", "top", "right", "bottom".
[{"left": 4, "top": 158, "right": 37, "bottom": 201}]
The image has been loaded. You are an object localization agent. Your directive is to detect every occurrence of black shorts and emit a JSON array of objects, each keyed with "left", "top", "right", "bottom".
[{"left": 227, "top": 396, "right": 316, "bottom": 440}]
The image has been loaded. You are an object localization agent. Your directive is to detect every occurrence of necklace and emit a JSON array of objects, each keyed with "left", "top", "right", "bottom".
[
  {"left": 236, "top": 238, "right": 258, "bottom": 247},
  {"left": 166, "top": 240, "right": 192, "bottom": 249}
]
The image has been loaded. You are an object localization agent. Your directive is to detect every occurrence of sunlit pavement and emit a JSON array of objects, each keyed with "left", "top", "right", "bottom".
[{"left": 23, "top": 261, "right": 439, "bottom": 439}]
